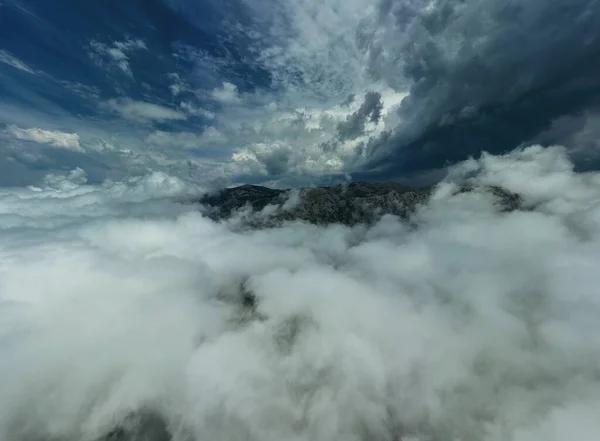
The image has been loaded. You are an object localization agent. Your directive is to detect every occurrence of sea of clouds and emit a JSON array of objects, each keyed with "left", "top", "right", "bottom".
[{"left": 1, "top": 145, "right": 600, "bottom": 441}]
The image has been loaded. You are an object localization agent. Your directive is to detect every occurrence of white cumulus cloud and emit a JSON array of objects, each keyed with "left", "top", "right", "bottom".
[
  {"left": 7, "top": 125, "right": 83, "bottom": 151},
  {"left": 211, "top": 82, "right": 242, "bottom": 104}
]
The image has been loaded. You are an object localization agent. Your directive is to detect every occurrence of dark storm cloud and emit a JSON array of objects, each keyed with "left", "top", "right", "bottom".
[
  {"left": 360, "top": 0, "right": 600, "bottom": 178},
  {"left": 341, "top": 93, "right": 356, "bottom": 107},
  {"left": 313, "top": 92, "right": 385, "bottom": 162},
  {"left": 531, "top": 109, "right": 600, "bottom": 167},
  {"left": 256, "top": 146, "right": 293, "bottom": 176},
  {"left": 336, "top": 91, "right": 383, "bottom": 141}
]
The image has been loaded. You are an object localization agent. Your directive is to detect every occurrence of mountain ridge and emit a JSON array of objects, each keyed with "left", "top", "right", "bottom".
[{"left": 197, "top": 181, "right": 522, "bottom": 228}]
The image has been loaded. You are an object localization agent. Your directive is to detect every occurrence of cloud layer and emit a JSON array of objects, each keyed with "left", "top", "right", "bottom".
[{"left": 1, "top": 147, "right": 600, "bottom": 440}]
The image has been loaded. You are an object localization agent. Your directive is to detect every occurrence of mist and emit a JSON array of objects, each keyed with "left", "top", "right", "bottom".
[{"left": 0, "top": 146, "right": 598, "bottom": 440}]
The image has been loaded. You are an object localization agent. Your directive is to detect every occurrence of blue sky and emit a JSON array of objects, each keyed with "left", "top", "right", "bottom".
[{"left": 1, "top": 0, "right": 599, "bottom": 188}]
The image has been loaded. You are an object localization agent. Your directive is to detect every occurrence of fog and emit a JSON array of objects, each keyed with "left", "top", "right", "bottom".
[{"left": 1, "top": 146, "right": 600, "bottom": 441}]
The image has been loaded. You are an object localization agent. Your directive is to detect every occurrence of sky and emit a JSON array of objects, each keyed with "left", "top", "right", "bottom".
[
  {"left": 1, "top": 0, "right": 599, "bottom": 188},
  {"left": 2, "top": 2, "right": 600, "bottom": 440}
]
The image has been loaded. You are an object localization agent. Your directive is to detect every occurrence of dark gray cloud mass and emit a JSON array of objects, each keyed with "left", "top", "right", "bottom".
[
  {"left": 359, "top": 0, "right": 600, "bottom": 179},
  {"left": 336, "top": 91, "right": 383, "bottom": 141}
]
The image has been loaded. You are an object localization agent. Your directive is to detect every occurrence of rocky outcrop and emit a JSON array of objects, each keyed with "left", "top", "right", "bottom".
[{"left": 100, "top": 411, "right": 171, "bottom": 441}]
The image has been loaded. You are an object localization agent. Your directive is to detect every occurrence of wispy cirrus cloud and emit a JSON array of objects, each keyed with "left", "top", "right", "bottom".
[
  {"left": 0, "top": 50, "right": 37, "bottom": 75},
  {"left": 146, "top": 127, "right": 226, "bottom": 149},
  {"left": 179, "top": 101, "right": 215, "bottom": 119},
  {"left": 167, "top": 72, "right": 191, "bottom": 96},
  {"left": 102, "top": 98, "right": 187, "bottom": 123},
  {"left": 88, "top": 38, "right": 147, "bottom": 78}
]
